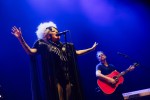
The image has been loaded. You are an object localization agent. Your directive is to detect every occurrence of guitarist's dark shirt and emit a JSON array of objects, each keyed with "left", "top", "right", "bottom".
[{"left": 96, "top": 63, "right": 116, "bottom": 75}]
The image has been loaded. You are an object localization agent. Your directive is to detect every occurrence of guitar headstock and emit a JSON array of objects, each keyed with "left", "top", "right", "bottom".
[
  {"left": 127, "top": 62, "right": 139, "bottom": 71},
  {"left": 133, "top": 62, "right": 139, "bottom": 67}
]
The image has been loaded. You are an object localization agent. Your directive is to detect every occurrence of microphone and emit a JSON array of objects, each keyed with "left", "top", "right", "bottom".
[
  {"left": 56, "top": 30, "right": 70, "bottom": 36},
  {"left": 117, "top": 52, "right": 129, "bottom": 58}
]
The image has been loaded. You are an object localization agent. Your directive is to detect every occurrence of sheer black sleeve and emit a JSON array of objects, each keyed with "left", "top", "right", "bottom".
[{"left": 33, "top": 39, "right": 47, "bottom": 54}]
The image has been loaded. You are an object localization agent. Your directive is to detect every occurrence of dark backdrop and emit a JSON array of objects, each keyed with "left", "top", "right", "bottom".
[{"left": 0, "top": 0, "right": 150, "bottom": 100}]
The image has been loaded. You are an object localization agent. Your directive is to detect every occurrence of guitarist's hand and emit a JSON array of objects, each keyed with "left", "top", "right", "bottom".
[
  {"left": 127, "top": 65, "right": 135, "bottom": 72},
  {"left": 108, "top": 78, "right": 117, "bottom": 84}
]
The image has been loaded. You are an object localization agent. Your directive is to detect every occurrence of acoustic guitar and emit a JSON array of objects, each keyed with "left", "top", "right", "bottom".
[{"left": 97, "top": 63, "right": 139, "bottom": 94}]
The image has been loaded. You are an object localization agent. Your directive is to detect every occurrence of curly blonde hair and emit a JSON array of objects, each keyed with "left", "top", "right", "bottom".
[{"left": 35, "top": 21, "right": 57, "bottom": 39}]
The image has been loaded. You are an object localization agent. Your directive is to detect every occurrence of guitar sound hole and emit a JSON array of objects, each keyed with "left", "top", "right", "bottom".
[{"left": 113, "top": 76, "right": 118, "bottom": 82}]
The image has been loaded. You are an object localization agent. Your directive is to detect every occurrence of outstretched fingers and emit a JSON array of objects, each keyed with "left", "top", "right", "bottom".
[
  {"left": 94, "top": 42, "right": 98, "bottom": 46},
  {"left": 93, "top": 42, "right": 98, "bottom": 48},
  {"left": 91, "top": 42, "right": 98, "bottom": 50},
  {"left": 11, "top": 26, "right": 22, "bottom": 38},
  {"left": 12, "top": 26, "right": 19, "bottom": 32}
]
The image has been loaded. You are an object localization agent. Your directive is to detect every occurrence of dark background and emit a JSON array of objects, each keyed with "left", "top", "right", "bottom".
[{"left": 0, "top": 0, "right": 150, "bottom": 99}]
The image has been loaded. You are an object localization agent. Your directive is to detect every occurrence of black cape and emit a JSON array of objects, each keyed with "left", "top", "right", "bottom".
[{"left": 29, "top": 39, "right": 84, "bottom": 100}]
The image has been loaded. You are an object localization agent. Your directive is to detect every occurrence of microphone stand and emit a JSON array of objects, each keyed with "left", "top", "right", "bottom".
[
  {"left": 62, "top": 33, "right": 68, "bottom": 100},
  {"left": 117, "top": 52, "right": 138, "bottom": 64},
  {"left": 117, "top": 52, "right": 140, "bottom": 68},
  {"left": 62, "top": 32, "right": 83, "bottom": 99},
  {"left": 64, "top": 33, "right": 67, "bottom": 45}
]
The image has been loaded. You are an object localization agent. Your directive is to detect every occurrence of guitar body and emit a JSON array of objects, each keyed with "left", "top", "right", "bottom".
[{"left": 97, "top": 70, "right": 124, "bottom": 94}]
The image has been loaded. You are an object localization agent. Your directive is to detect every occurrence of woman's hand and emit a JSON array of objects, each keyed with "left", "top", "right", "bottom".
[
  {"left": 91, "top": 42, "right": 98, "bottom": 50},
  {"left": 11, "top": 26, "right": 22, "bottom": 38}
]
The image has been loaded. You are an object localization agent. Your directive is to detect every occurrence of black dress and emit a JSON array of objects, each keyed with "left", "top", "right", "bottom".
[{"left": 30, "top": 39, "right": 83, "bottom": 100}]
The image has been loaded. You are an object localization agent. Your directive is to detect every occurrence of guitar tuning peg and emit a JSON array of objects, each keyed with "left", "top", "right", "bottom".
[{"left": 133, "top": 62, "right": 139, "bottom": 67}]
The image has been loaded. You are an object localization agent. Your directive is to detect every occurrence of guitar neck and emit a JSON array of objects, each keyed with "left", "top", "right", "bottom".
[
  {"left": 117, "top": 69, "right": 130, "bottom": 78},
  {"left": 117, "top": 63, "right": 138, "bottom": 78}
]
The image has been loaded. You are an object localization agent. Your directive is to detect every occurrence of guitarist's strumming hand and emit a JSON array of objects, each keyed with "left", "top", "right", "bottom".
[{"left": 108, "top": 77, "right": 117, "bottom": 84}]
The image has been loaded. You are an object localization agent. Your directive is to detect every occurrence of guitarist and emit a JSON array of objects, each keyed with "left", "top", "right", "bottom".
[{"left": 95, "top": 51, "right": 134, "bottom": 100}]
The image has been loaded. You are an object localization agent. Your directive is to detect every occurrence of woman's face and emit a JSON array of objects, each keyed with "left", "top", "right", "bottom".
[{"left": 46, "top": 27, "right": 60, "bottom": 42}]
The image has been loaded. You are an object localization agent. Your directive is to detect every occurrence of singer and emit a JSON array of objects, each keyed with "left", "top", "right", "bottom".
[{"left": 11, "top": 21, "right": 98, "bottom": 100}]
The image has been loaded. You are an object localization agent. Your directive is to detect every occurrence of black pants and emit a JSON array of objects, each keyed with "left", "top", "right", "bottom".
[{"left": 96, "top": 87, "right": 124, "bottom": 100}]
